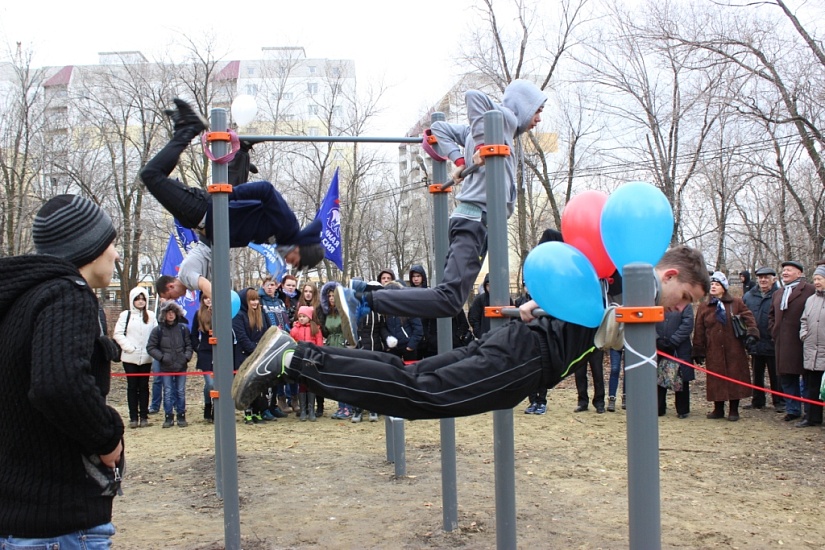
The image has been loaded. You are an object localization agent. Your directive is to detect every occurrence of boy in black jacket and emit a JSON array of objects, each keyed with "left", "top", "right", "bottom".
[{"left": 0, "top": 195, "right": 123, "bottom": 544}]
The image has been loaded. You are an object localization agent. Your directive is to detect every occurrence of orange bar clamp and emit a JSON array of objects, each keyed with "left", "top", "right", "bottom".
[{"left": 615, "top": 306, "right": 664, "bottom": 324}]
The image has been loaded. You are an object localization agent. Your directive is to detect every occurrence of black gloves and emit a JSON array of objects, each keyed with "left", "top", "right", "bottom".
[
  {"left": 745, "top": 335, "right": 758, "bottom": 349},
  {"left": 656, "top": 338, "right": 675, "bottom": 353},
  {"left": 692, "top": 356, "right": 705, "bottom": 365}
]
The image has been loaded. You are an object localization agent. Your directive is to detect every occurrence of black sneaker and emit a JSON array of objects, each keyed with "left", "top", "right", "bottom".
[
  {"left": 164, "top": 98, "right": 208, "bottom": 137},
  {"left": 232, "top": 326, "right": 296, "bottom": 410}
]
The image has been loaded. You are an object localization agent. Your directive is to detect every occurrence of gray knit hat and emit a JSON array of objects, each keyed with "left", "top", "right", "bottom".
[{"left": 33, "top": 194, "right": 116, "bottom": 267}]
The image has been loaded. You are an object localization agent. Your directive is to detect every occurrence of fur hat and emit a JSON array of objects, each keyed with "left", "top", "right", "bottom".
[
  {"left": 160, "top": 301, "right": 185, "bottom": 318},
  {"left": 33, "top": 194, "right": 116, "bottom": 268},
  {"left": 710, "top": 271, "right": 729, "bottom": 290}
]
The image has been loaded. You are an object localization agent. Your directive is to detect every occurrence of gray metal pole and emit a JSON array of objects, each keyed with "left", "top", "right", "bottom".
[
  {"left": 392, "top": 418, "right": 407, "bottom": 477},
  {"left": 483, "top": 110, "right": 518, "bottom": 550},
  {"left": 430, "top": 112, "right": 459, "bottom": 532},
  {"left": 209, "top": 109, "right": 242, "bottom": 550},
  {"left": 622, "top": 263, "right": 661, "bottom": 549},
  {"left": 385, "top": 416, "right": 395, "bottom": 462}
]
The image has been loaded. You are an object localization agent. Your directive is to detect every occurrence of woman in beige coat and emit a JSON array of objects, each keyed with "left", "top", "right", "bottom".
[{"left": 799, "top": 265, "right": 825, "bottom": 427}]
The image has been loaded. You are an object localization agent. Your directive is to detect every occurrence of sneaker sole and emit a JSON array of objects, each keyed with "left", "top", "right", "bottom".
[
  {"left": 231, "top": 326, "right": 295, "bottom": 410},
  {"left": 335, "top": 285, "right": 358, "bottom": 347},
  {"left": 172, "top": 98, "right": 210, "bottom": 130}
]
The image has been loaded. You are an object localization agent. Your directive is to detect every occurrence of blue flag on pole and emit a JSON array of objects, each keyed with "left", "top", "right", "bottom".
[
  {"left": 160, "top": 234, "right": 199, "bottom": 320},
  {"left": 316, "top": 168, "right": 343, "bottom": 270},
  {"left": 174, "top": 219, "right": 199, "bottom": 254},
  {"left": 248, "top": 242, "right": 287, "bottom": 281}
]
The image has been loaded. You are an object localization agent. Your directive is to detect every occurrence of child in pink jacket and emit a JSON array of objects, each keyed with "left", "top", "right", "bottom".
[{"left": 290, "top": 306, "right": 324, "bottom": 421}]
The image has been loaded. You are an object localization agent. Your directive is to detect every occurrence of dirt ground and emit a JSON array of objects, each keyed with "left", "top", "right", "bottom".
[{"left": 108, "top": 367, "right": 825, "bottom": 550}]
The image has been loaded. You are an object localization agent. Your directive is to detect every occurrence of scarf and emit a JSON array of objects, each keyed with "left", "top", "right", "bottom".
[
  {"left": 780, "top": 279, "right": 801, "bottom": 310},
  {"left": 283, "top": 288, "right": 298, "bottom": 299},
  {"left": 710, "top": 297, "right": 726, "bottom": 325}
]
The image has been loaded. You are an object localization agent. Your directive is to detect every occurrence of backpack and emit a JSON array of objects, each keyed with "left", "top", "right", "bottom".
[{"left": 112, "top": 310, "right": 131, "bottom": 362}]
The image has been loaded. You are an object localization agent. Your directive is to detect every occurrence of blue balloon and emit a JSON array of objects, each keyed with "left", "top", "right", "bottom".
[
  {"left": 523, "top": 242, "right": 605, "bottom": 328},
  {"left": 230, "top": 290, "right": 241, "bottom": 318},
  {"left": 600, "top": 181, "right": 674, "bottom": 276}
]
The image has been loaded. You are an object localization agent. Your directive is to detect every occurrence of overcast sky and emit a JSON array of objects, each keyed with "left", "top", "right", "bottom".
[{"left": 1, "top": 0, "right": 482, "bottom": 136}]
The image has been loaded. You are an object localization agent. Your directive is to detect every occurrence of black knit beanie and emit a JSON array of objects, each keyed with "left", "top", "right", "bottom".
[{"left": 33, "top": 194, "right": 117, "bottom": 267}]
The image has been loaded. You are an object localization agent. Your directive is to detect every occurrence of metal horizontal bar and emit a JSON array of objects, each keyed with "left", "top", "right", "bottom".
[
  {"left": 499, "top": 307, "right": 548, "bottom": 318},
  {"left": 238, "top": 134, "right": 423, "bottom": 144}
]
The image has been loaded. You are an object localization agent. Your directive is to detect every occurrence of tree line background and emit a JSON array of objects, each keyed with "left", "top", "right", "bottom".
[{"left": 1, "top": 0, "right": 823, "bottom": 308}]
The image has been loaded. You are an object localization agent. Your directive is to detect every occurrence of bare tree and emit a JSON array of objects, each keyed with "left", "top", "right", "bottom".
[
  {"left": 0, "top": 46, "right": 47, "bottom": 256},
  {"left": 457, "top": 0, "right": 593, "bottom": 275},
  {"left": 577, "top": 0, "right": 729, "bottom": 243},
  {"left": 62, "top": 54, "right": 174, "bottom": 306}
]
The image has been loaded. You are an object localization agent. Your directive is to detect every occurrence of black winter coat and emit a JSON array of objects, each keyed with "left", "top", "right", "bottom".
[
  {"left": 742, "top": 283, "right": 778, "bottom": 356},
  {"left": 0, "top": 256, "right": 124, "bottom": 537}
]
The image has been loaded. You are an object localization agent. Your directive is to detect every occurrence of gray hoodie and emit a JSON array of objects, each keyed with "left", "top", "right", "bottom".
[{"left": 430, "top": 79, "right": 546, "bottom": 217}]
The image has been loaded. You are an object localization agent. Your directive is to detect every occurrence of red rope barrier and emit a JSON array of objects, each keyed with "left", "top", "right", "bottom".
[
  {"left": 658, "top": 351, "right": 822, "bottom": 407},
  {"left": 111, "top": 371, "right": 225, "bottom": 377}
]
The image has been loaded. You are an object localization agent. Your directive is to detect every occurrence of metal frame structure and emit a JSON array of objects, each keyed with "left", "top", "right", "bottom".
[{"left": 205, "top": 108, "right": 662, "bottom": 550}]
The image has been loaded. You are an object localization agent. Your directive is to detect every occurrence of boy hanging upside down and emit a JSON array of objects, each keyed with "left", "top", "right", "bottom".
[
  {"left": 232, "top": 246, "right": 710, "bottom": 420},
  {"left": 140, "top": 98, "right": 324, "bottom": 300}
]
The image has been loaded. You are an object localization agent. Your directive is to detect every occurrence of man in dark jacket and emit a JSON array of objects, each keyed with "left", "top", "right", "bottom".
[
  {"left": 233, "top": 246, "right": 710, "bottom": 420},
  {"left": 0, "top": 195, "right": 124, "bottom": 546},
  {"left": 740, "top": 270, "right": 756, "bottom": 294},
  {"left": 468, "top": 273, "right": 514, "bottom": 338},
  {"left": 409, "top": 264, "right": 472, "bottom": 358},
  {"left": 743, "top": 266, "right": 783, "bottom": 411},
  {"left": 769, "top": 261, "right": 816, "bottom": 421}
]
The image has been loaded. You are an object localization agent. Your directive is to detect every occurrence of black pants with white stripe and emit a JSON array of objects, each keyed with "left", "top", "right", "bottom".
[{"left": 289, "top": 317, "right": 596, "bottom": 420}]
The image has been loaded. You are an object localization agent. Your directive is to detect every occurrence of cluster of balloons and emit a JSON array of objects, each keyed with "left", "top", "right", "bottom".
[{"left": 524, "top": 182, "right": 674, "bottom": 327}]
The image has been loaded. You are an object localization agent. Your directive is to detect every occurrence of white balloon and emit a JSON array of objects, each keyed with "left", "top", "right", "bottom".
[{"left": 231, "top": 95, "right": 258, "bottom": 126}]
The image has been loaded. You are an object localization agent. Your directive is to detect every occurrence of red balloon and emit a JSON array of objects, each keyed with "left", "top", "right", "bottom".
[{"left": 561, "top": 190, "right": 616, "bottom": 278}]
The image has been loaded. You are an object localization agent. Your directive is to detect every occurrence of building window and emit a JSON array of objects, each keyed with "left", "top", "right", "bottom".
[
  {"left": 309, "top": 66, "right": 317, "bottom": 74},
  {"left": 308, "top": 104, "right": 319, "bottom": 115},
  {"left": 308, "top": 127, "right": 319, "bottom": 136},
  {"left": 247, "top": 66, "right": 255, "bottom": 76},
  {"left": 307, "top": 82, "right": 318, "bottom": 95},
  {"left": 246, "top": 84, "right": 258, "bottom": 96}
]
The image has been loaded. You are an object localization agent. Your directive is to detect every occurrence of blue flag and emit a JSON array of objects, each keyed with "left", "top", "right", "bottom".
[
  {"left": 316, "top": 168, "right": 343, "bottom": 270},
  {"left": 248, "top": 242, "right": 287, "bottom": 281},
  {"left": 174, "top": 219, "right": 199, "bottom": 254},
  {"left": 160, "top": 234, "right": 199, "bottom": 320}
]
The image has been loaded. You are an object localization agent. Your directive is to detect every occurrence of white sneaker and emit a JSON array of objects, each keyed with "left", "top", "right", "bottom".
[
  {"left": 351, "top": 411, "right": 363, "bottom": 423},
  {"left": 369, "top": 412, "right": 379, "bottom": 422},
  {"left": 231, "top": 326, "right": 296, "bottom": 411}
]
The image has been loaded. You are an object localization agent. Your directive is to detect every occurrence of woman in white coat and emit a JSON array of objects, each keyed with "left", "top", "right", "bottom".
[
  {"left": 799, "top": 265, "right": 825, "bottom": 427},
  {"left": 114, "top": 287, "right": 158, "bottom": 428}
]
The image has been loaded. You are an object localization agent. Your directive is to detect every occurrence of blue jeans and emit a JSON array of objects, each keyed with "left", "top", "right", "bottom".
[
  {"left": 1, "top": 522, "right": 115, "bottom": 549},
  {"left": 162, "top": 372, "right": 187, "bottom": 415},
  {"left": 779, "top": 374, "right": 802, "bottom": 416},
  {"left": 150, "top": 359, "right": 163, "bottom": 412},
  {"left": 203, "top": 373, "right": 214, "bottom": 404},
  {"left": 608, "top": 349, "right": 625, "bottom": 398}
]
